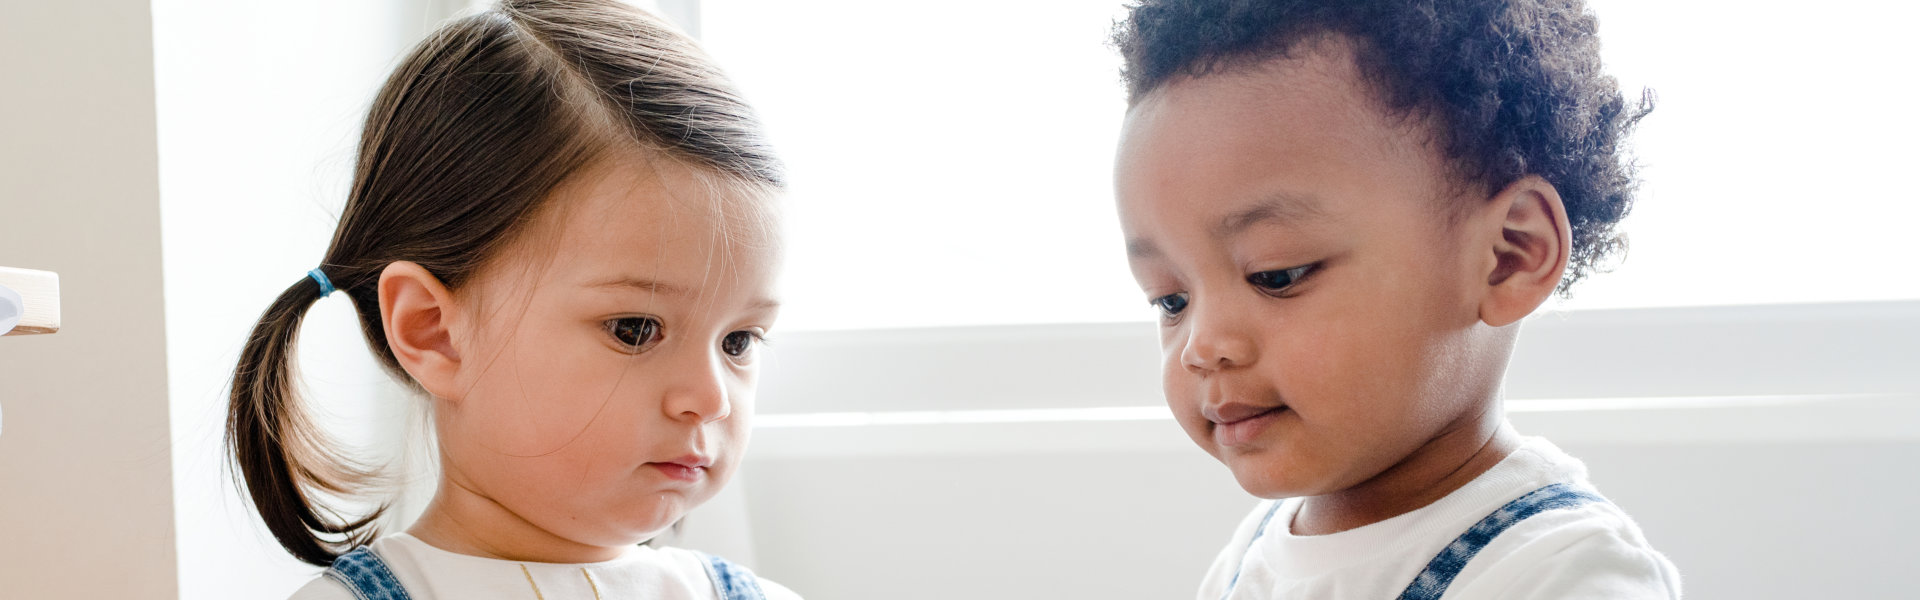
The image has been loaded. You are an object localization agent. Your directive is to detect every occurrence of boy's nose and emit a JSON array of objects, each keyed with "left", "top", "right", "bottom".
[
  {"left": 662, "top": 354, "right": 732, "bottom": 423},
  {"left": 1180, "top": 303, "right": 1257, "bottom": 372}
]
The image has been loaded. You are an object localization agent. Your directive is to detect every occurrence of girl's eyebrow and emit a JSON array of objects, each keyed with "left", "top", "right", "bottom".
[
  {"left": 586, "top": 276, "right": 688, "bottom": 297},
  {"left": 588, "top": 276, "right": 781, "bottom": 310},
  {"left": 1126, "top": 238, "right": 1162, "bottom": 259}
]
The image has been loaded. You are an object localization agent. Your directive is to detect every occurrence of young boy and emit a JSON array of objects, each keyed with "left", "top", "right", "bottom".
[{"left": 1110, "top": 1, "right": 1680, "bottom": 598}]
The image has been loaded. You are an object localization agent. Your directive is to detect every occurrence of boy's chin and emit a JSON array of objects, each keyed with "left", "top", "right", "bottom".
[{"left": 1222, "top": 453, "right": 1338, "bottom": 500}]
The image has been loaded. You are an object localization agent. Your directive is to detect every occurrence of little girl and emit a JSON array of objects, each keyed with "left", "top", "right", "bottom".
[{"left": 226, "top": 1, "right": 796, "bottom": 598}]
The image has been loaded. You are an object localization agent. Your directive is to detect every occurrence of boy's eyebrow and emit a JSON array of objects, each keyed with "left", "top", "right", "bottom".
[
  {"left": 1126, "top": 194, "right": 1322, "bottom": 259},
  {"left": 1212, "top": 193, "right": 1323, "bottom": 239}
]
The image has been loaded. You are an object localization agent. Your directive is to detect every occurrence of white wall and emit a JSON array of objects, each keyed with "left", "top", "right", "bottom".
[
  {"left": 740, "top": 423, "right": 1920, "bottom": 599},
  {"left": 0, "top": 0, "right": 177, "bottom": 596},
  {"left": 741, "top": 302, "right": 1920, "bottom": 599}
]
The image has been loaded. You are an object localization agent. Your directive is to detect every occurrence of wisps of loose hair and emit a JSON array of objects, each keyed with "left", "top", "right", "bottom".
[
  {"left": 228, "top": 0, "right": 782, "bottom": 567},
  {"left": 1114, "top": 0, "right": 1652, "bottom": 292}
]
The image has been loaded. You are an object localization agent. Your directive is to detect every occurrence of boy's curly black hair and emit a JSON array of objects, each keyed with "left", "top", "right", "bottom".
[{"left": 1113, "top": 0, "right": 1652, "bottom": 292}]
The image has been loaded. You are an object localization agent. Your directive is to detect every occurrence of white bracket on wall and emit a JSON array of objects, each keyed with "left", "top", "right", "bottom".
[
  {"left": 0, "top": 266, "right": 59, "bottom": 438},
  {"left": 0, "top": 266, "right": 60, "bottom": 337}
]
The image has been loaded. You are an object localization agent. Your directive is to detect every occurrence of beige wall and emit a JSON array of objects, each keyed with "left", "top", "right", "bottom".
[{"left": 0, "top": 0, "right": 177, "bottom": 597}]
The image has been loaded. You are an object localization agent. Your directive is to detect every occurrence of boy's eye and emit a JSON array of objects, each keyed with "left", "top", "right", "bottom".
[
  {"left": 606, "top": 316, "right": 664, "bottom": 353},
  {"left": 1150, "top": 292, "right": 1189, "bottom": 318},
  {"left": 1247, "top": 264, "right": 1314, "bottom": 294},
  {"left": 720, "top": 330, "right": 760, "bottom": 358}
]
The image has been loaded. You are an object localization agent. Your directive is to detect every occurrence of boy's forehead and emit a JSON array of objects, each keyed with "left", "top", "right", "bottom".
[
  {"left": 1116, "top": 43, "right": 1446, "bottom": 237},
  {"left": 1119, "top": 43, "right": 1388, "bottom": 167}
]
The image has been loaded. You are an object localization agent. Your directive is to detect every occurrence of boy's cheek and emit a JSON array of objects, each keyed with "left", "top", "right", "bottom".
[{"left": 1160, "top": 373, "right": 1218, "bottom": 452}]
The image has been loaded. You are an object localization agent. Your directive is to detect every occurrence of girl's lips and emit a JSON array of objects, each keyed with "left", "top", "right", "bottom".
[
  {"left": 1213, "top": 405, "right": 1289, "bottom": 447},
  {"left": 664, "top": 453, "right": 714, "bottom": 469},
  {"left": 649, "top": 462, "right": 707, "bottom": 482},
  {"left": 649, "top": 453, "right": 713, "bottom": 482}
]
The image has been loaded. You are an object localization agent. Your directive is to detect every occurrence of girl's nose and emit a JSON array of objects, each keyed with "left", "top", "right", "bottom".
[
  {"left": 1180, "top": 301, "right": 1257, "bottom": 373},
  {"left": 663, "top": 354, "right": 732, "bottom": 423}
]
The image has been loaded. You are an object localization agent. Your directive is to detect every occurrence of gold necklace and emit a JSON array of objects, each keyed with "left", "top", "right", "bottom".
[{"left": 519, "top": 564, "right": 603, "bottom": 600}]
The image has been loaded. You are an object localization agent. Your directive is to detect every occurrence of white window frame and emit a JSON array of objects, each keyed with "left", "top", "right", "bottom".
[{"left": 752, "top": 301, "right": 1920, "bottom": 457}]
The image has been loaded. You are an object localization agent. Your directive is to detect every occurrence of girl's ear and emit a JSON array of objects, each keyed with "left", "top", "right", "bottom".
[
  {"left": 379, "top": 261, "right": 466, "bottom": 400},
  {"left": 1477, "top": 175, "right": 1572, "bottom": 328}
]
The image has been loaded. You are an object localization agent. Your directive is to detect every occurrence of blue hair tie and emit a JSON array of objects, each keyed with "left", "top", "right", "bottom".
[{"left": 308, "top": 268, "right": 337, "bottom": 298}]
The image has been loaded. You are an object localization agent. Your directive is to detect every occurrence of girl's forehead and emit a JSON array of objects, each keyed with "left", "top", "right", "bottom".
[{"left": 534, "top": 154, "right": 782, "bottom": 297}]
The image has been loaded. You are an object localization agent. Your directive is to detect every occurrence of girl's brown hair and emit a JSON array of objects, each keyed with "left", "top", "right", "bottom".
[{"left": 227, "top": 0, "right": 782, "bottom": 567}]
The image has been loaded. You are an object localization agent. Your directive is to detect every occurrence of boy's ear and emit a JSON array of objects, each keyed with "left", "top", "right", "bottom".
[
  {"left": 1477, "top": 175, "right": 1572, "bottom": 328},
  {"left": 379, "top": 261, "right": 466, "bottom": 401}
]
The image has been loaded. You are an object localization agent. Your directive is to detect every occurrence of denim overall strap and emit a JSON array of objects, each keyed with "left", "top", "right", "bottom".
[
  {"left": 699, "top": 552, "right": 768, "bottom": 600},
  {"left": 1395, "top": 482, "right": 1606, "bottom": 600},
  {"left": 1219, "top": 500, "right": 1287, "bottom": 600},
  {"left": 325, "top": 546, "right": 414, "bottom": 600}
]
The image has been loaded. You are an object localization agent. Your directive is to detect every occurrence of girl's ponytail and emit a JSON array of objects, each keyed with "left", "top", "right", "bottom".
[{"left": 227, "top": 271, "right": 384, "bottom": 566}]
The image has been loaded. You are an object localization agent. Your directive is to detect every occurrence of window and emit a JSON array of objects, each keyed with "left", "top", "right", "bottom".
[
  {"left": 703, "top": 0, "right": 1140, "bottom": 331},
  {"left": 702, "top": 0, "right": 1920, "bottom": 333}
]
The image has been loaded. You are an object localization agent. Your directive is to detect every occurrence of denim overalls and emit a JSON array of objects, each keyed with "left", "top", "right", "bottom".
[
  {"left": 1220, "top": 482, "right": 1607, "bottom": 600},
  {"left": 323, "top": 546, "right": 770, "bottom": 600}
]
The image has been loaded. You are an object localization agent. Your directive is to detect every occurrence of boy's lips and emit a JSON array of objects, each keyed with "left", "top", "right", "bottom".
[
  {"left": 1204, "top": 401, "right": 1290, "bottom": 447},
  {"left": 1203, "top": 401, "right": 1287, "bottom": 425}
]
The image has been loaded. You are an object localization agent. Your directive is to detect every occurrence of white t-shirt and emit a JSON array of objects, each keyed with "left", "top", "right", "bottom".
[
  {"left": 289, "top": 533, "right": 803, "bottom": 600},
  {"left": 1198, "top": 437, "right": 1682, "bottom": 600}
]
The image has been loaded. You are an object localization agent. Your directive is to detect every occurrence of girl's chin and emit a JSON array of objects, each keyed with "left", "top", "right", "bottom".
[
  {"left": 566, "top": 523, "right": 677, "bottom": 551},
  {"left": 619, "top": 506, "right": 695, "bottom": 539}
]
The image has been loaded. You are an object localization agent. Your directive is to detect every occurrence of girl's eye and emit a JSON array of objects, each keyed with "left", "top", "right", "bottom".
[
  {"left": 1150, "top": 292, "right": 1189, "bottom": 318},
  {"left": 606, "top": 317, "right": 664, "bottom": 353},
  {"left": 1247, "top": 264, "right": 1315, "bottom": 294},
  {"left": 720, "top": 330, "right": 761, "bottom": 358}
]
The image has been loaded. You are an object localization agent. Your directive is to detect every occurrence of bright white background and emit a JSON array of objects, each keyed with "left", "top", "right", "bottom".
[
  {"left": 701, "top": 0, "right": 1920, "bottom": 331},
  {"left": 0, "top": 0, "right": 1910, "bottom": 598}
]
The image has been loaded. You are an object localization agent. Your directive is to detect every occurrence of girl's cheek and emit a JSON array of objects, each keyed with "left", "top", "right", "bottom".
[{"left": 461, "top": 358, "right": 616, "bottom": 456}]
